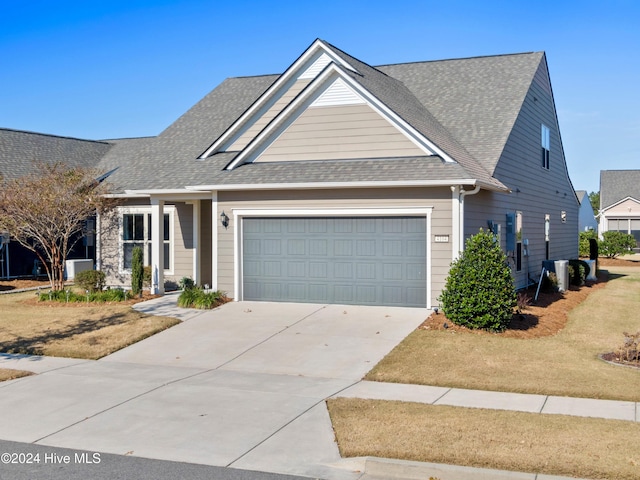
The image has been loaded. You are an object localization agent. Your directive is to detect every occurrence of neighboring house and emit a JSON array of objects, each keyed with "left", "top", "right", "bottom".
[
  {"left": 598, "top": 170, "right": 640, "bottom": 251},
  {"left": 576, "top": 190, "right": 598, "bottom": 232},
  {"left": 2, "top": 40, "right": 579, "bottom": 307},
  {"left": 0, "top": 128, "right": 111, "bottom": 277}
]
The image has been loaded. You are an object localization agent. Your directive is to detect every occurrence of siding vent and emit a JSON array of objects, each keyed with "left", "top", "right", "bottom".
[
  {"left": 299, "top": 52, "right": 333, "bottom": 80},
  {"left": 310, "top": 78, "right": 366, "bottom": 107}
]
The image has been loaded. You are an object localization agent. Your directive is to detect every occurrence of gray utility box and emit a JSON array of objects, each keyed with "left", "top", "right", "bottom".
[{"left": 542, "top": 260, "right": 569, "bottom": 292}]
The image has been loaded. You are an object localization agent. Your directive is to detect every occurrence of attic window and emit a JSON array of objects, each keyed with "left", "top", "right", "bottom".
[{"left": 541, "top": 124, "right": 550, "bottom": 170}]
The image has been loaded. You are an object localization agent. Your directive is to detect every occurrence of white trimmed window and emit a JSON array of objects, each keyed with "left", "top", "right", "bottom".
[
  {"left": 541, "top": 124, "right": 550, "bottom": 169},
  {"left": 119, "top": 207, "right": 174, "bottom": 274}
]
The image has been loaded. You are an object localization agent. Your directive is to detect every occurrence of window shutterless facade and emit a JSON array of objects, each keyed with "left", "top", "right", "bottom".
[
  {"left": 541, "top": 124, "right": 550, "bottom": 170},
  {"left": 119, "top": 207, "right": 173, "bottom": 273}
]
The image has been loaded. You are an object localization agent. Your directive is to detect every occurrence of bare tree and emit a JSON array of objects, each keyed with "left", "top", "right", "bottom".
[{"left": 0, "top": 162, "right": 117, "bottom": 290}]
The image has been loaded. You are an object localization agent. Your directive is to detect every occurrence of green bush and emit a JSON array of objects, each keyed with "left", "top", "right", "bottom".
[
  {"left": 90, "top": 288, "right": 131, "bottom": 303},
  {"left": 131, "top": 246, "right": 144, "bottom": 296},
  {"left": 39, "top": 287, "right": 131, "bottom": 303},
  {"left": 438, "top": 229, "right": 516, "bottom": 332},
  {"left": 74, "top": 269, "right": 105, "bottom": 293},
  {"left": 600, "top": 231, "right": 636, "bottom": 258},
  {"left": 579, "top": 230, "right": 598, "bottom": 257},
  {"left": 178, "top": 276, "right": 195, "bottom": 290},
  {"left": 177, "top": 287, "right": 227, "bottom": 309}
]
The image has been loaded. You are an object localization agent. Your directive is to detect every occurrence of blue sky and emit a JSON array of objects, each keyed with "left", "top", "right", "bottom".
[{"left": 1, "top": 0, "right": 638, "bottom": 193}]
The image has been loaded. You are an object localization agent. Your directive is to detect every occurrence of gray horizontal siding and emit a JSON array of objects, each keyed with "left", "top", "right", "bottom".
[{"left": 464, "top": 59, "right": 578, "bottom": 289}]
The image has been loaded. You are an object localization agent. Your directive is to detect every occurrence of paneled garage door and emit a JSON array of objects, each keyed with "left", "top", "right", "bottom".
[{"left": 242, "top": 217, "right": 426, "bottom": 307}]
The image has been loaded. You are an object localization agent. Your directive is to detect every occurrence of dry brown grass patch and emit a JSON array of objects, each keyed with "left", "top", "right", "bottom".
[
  {"left": 0, "top": 368, "right": 33, "bottom": 381},
  {"left": 0, "top": 291, "right": 179, "bottom": 360},
  {"left": 328, "top": 398, "right": 640, "bottom": 480}
]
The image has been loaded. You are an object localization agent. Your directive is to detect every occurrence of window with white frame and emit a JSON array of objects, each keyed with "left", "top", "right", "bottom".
[
  {"left": 120, "top": 207, "right": 173, "bottom": 273},
  {"left": 541, "top": 124, "right": 550, "bottom": 170}
]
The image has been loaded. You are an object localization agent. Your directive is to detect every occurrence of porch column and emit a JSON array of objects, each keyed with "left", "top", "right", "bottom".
[
  {"left": 192, "top": 200, "right": 201, "bottom": 286},
  {"left": 211, "top": 192, "right": 218, "bottom": 290},
  {"left": 150, "top": 197, "right": 165, "bottom": 295}
]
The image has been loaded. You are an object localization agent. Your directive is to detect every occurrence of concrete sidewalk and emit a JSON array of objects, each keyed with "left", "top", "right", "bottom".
[{"left": 336, "top": 380, "right": 640, "bottom": 422}]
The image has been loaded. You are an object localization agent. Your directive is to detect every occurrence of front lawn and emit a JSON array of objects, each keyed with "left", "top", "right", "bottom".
[
  {"left": 366, "top": 265, "right": 640, "bottom": 401},
  {"left": 327, "top": 398, "right": 640, "bottom": 480},
  {"left": 0, "top": 290, "right": 180, "bottom": 362}
]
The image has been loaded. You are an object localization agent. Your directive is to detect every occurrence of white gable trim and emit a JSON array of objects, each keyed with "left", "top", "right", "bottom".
[
  {"left": 199, "top": 39, "right": 358, "bottom": 158},
  {"left": 225, "top": 63, "right": 455, "bottom": 170}
]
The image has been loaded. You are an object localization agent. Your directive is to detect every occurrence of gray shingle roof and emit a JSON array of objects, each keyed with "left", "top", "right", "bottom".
[
  {"left": 97, "top": 76, "right": 277, "bottom": 192},
  {"left": 600, "top": 170, "right": 640, "bottom": 209},
  {"left": 0, "top": 128, "right": 112, "bottom": 180},
  {"left": 378, "top": 52, "right": 544, "bottom": 175}
]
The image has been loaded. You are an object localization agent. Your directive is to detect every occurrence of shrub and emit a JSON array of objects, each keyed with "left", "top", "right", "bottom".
[
  {"left": 178, "top": 276, "right": 195, "bottom": 290},
  {"left": 131, "top": 246, "right": 144, "bottom": 296},
  {"left": 39, "top": 287, "right": 131, "bottom": 303},
  {"left": 578, "top": 230, "right": 597, "bottom": 257},
  {"left": 74, "top": 269, "right": 105, "bottom": 293},
  {"left": 438, "top": 229, "right": 516, "bottom": 332},
  {"left": 90, "top": 288, "right": 131, "bottom": 303},
  {"left": 177, "top": 287, "right": 227, "bottom": 309},
  {"left": 599, "top": 231, "right": 636, "bottom": 258}
]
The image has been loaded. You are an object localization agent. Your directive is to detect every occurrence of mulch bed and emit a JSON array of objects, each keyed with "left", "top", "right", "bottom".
[{"left": 420, "top": 257, "right": 640, "bottom": 340}]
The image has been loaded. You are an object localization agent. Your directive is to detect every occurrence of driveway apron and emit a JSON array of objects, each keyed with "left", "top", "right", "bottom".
[{"left": 0, "top": 300, "right": 427, "bottom": 479}]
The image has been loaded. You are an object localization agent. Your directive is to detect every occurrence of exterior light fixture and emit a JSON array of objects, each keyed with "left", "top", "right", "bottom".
[{"left": 220, "top": 211, "right": 229, "bottom": 229}]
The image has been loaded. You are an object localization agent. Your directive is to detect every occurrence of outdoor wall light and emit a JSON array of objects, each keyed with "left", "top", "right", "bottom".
[{"left": 220, "top": 211, "right": 229, "bottom": 229}]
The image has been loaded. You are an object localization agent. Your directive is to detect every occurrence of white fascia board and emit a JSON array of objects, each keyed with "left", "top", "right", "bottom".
[
  {"left": 186, "top": 179, "right": 478, "bottom": 191},
  {"left": 225, "top": 63, "right": 455, "bottom": 170},
  {"left": 124, "top": 189, "right": 217, "bottom": 201},
  {"left": 105, "top": 193, "right": 150, "bottom": 198},
  {"left": 200, "top": 39, "right": 357, "bottom": 159}
]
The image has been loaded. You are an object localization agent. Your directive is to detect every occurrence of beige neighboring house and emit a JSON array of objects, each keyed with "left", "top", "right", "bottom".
[
  {"left": 3, "top": 39, "right": 579, "bottom": 307},
  {"left": 598, "top": 170, "right": 640, "bottom": 251}
]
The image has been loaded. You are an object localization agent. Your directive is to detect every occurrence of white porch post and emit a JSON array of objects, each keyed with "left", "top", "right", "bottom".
[
  {"left": 150, "top": 197, "right": 165, "bottom": 295},
  {"left": 192, "top": 200, "right": 201, "bottom": 286},
  {"left": 211, "top": 192, "right": 218, "bottom": 290}
]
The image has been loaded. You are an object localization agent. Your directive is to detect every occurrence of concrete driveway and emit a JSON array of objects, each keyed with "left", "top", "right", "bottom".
[{"left": 0, "top": 299, "right": 427, "bottom": 479}]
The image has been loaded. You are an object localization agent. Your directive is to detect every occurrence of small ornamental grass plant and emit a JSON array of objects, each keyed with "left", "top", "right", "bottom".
[
  {"left": 177, "top": 285, "right": 228, "bottom": 309},
  {"left": 39, "top": 287, "right": 132, "bottom": 303},
  {"left": 438, "top": 229, "right": 516, "bottom": 332}
]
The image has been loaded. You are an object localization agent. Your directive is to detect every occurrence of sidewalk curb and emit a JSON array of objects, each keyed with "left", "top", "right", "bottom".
[{"left": 363, "top": 457, "right": 589, "bottom": 480}]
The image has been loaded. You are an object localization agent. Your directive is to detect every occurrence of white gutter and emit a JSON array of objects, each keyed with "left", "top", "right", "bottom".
[{"left": 452, "top": 184, "right": 481, "bottom": 260}]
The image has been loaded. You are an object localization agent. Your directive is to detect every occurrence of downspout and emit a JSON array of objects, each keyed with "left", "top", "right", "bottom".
[{"left": 453, "top": 185, "right": 481, "bottom": 259}]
